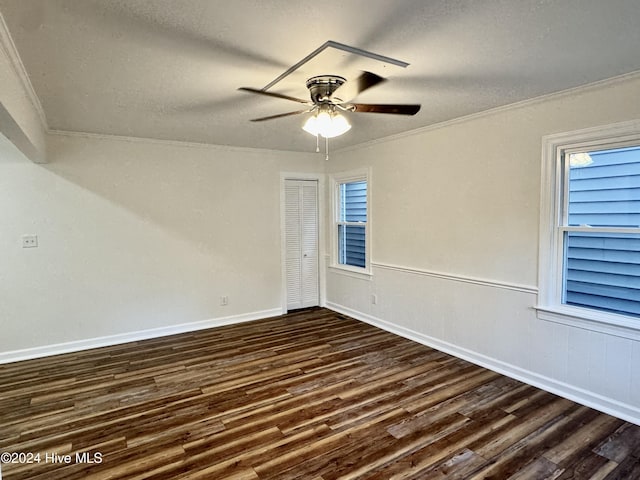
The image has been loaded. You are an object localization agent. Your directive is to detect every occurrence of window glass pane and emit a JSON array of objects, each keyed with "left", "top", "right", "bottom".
[
  {"left": 563, "top": 231, "right": 640, "bottom": 317},
  {"left": 339, "top": 181, "right": 367, "bottom": 222},
  {"left": 338, "top": 224, "right": 366, "bottom": 268},
  {"left": 567, "top": 146, "right": 640, "bottom": 227}
]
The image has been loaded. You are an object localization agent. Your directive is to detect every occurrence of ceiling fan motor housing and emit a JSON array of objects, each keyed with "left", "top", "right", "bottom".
[{"left": 306, "top": 75, "right": 346, "bottom": 104}]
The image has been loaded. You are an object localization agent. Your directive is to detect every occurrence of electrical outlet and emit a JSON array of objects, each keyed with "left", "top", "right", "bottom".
[
  {"left": 22, "top": 234, "right": 38, "bottom": 248},
  {"left": 371, "top": 294, "right": 378, "bottom": 305},
  {"left": 220, "top": 296, "right": 229, "bottom": 306}
]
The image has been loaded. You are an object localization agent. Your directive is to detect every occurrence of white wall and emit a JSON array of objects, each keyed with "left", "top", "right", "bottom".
[
  {"left": 325, "top": 74, "right": 640, "bottom": 425},
  {"left": 0, "top": 131, "right": 324, "bottom": 360}
]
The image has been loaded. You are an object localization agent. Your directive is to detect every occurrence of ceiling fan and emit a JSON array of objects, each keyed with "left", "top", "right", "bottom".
[{"left": 238, "top": 71, "right": 421, "bottom": 139}]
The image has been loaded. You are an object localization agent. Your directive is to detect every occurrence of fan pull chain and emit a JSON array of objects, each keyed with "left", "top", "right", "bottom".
[
  {"left": 315, "top": 133, "right": 320, "bottom": 153},
  {"left": 325, "top": 135, "right": 329, "bottom": 161}
]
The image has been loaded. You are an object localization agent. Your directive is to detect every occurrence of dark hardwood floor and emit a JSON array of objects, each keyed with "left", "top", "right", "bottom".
[{"left": 1, "top": 308, "right": 639, "bottom": 479}]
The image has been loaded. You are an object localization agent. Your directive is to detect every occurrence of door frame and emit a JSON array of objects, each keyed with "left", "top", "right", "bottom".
[{"left": 280, "top": 172, "right": 326, "bottom": 314}]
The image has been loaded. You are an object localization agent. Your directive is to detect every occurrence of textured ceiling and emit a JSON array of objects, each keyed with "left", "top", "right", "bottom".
[{"left": 1, "top": 0, "right": 640, "bottom": 153}]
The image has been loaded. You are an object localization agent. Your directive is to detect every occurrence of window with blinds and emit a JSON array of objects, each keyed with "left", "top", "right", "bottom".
[
  {"left": 563, "top": 146, "right": 640, "bottom": 317},
  {"left": 338, "top": 181, "right": 367, "bottom": 268},
  {"left": 538, "top": 121, "right": 640, "bottom": 336},
  {"left": 330, "top": 170, "right": 370, "bottom": 274}
]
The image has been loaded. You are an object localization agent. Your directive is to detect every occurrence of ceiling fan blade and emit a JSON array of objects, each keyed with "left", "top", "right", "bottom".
[
  {"left": 250, "top": 110, "right": 311, "bottom": 122},
  {"left": 332, "top": 71, "right": 386, "bottom": 102},
  {"left": 239, "top": 87, "right": 310, "bottom": 104},
  {"left": 355, "top": 71, "right": 386, "bottom": 95},
  {"left": 351, "top": 103, "right": 421, "bottom": 115}
]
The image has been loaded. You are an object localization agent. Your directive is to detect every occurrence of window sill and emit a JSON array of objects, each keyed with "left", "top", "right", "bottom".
[
  {"left": 328, "top": 264, "right": 373, "bottom": 280},
  {"left": 535, "top": 304, "right": 640, "bottom": 340}
]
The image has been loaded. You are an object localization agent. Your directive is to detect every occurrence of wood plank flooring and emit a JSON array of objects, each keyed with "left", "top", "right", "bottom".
[{"left": 1, "top": 307, "right": 639, "bottom": 479}]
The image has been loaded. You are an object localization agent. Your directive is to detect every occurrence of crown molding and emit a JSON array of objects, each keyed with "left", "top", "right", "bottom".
[
  {"left": 47, "top": 129, "right": 320, "bottom": 157},
  {"left": 48, "top": 69, "right": 640, "bottom": 157},
  {"left": 336, "top": 69, "right": 640, "bottom": 155},
  {"left": 0, "top": 11, "right": 48, "bottom": 130}
]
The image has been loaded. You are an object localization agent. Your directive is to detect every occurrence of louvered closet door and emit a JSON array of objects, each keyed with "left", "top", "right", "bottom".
[{"left": 285, "top": 180, "right": 319, "bottom": 310}]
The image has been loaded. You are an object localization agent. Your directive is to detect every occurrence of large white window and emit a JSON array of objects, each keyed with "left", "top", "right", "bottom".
[
  {"left": 538, "top": 120, "right": 640, "bottom": 337},
  {"left": 331, "top": 170, "right": 370, "bottom": 275}
]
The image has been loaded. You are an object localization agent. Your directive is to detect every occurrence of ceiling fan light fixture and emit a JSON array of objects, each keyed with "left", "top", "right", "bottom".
[
  {"left": 302, "top": 115, "right": 319, "bottom": 136},
  {"left": 329, "top": 113, "right": 351, "bottom": 137},
  {"left": 302, "top": 108, "right": 351, "bottom": 138}
]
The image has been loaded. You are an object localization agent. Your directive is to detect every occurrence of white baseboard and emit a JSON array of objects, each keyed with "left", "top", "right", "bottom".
[
  {"left": 326, "top": 301, "right": 640, "bottom": 427},
  {"left": 0, "top": 308, "right": 282, "bottom": 365}
]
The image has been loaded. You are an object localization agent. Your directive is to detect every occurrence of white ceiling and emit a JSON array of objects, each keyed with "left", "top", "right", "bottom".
[{"left": 1, "top": 0, "right": 639, "bottom": 153}]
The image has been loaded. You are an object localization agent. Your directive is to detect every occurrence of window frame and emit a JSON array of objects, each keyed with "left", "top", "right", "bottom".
[
  {"left": 329, "top": 169, "right": 372, "bottom": 278},
  {"left": 537, "top": 119, "right": 640, "bottom": 339}
]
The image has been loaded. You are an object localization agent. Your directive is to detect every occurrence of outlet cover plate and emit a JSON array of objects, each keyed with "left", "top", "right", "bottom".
[{"left": 22, "top": 234, "right": 38, "bottom": 248}]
